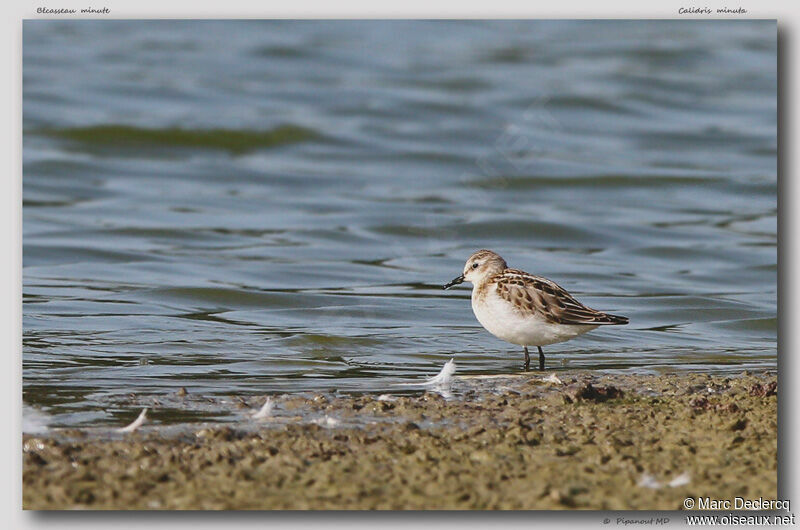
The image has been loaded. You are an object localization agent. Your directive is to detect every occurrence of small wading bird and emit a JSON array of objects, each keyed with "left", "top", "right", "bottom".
[{"left": 443, "top": 249, "right": 628, "bottom": 370}]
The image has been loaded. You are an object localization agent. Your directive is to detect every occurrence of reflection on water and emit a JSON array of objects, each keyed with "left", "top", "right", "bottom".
[{"left": 23, "top": 20, "right": 777, "bottom": 427}]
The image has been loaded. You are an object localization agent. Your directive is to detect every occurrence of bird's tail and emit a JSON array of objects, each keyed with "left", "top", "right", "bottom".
[
  {"left": 597, "top": 313, "right": 629, "bottom": 325},
  {"left": 606, "top": 314, "right": 630, "bottom": 324}
]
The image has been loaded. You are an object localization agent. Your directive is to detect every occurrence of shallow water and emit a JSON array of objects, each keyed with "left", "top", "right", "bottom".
[{"left": 23, "top": 20, "right": 777, "bottom": 428}]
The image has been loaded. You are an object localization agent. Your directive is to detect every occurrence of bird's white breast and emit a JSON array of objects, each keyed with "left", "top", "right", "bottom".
[{"left": 471, "top": 282, "right": 597, "bottom": 347}]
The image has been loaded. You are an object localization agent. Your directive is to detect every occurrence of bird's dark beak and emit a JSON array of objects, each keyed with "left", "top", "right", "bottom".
[{"left": 443, "top": 275, "right": 465, "bottom": 290}]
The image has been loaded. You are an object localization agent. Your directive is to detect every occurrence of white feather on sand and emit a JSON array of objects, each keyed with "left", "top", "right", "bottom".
[
  {"left": 668, "top": 472, "right": 691, "bottom": 487},
  {"left": 314, "top": 416, "right": 340, "bottom": 428},
  {"left": 394, "top": 359, "right": 457, "bottom": 390},
  {"left": 638, "top": 471, "right": 691, "bottom": 489},
  {"left": 425, "top": 359, "right": 456, "bottom": 386},
  {"left": 542, "top": 373, "right": 563, "bottom": 385},
  {"left": 637, "top": 473, "right": 662, "bottom": 489},
  {"left": 252, "top": 397, "right": 273, "bottom": 419},
  {"left": 116, "top": 408, "right": 147, "bottom": 433}
]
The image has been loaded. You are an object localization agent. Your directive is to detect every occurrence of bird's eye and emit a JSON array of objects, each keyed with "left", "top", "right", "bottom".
[{"left": 472, "top": 262, "right": 479, "bottom": 269}]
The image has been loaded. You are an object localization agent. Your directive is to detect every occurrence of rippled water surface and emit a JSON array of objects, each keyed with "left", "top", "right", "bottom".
[{"left": 23, "top": 20, "right": 777, "bottom": 427}]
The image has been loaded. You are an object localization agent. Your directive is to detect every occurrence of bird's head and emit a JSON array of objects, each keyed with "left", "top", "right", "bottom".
[{"left": 443, "top": 249, "right": 507, "bottom": 289}]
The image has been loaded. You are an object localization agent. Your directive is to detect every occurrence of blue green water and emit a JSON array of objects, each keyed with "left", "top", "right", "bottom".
[{"left": 23, "top": 20, "right": 777, "bottom": 427}]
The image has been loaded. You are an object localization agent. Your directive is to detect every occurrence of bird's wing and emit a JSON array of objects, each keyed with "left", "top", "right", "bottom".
[{"left": 493, "top": 269, "right": 628, "bottom": 325}]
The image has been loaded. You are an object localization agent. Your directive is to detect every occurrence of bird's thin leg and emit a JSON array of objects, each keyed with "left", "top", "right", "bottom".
[
  {"left": 538, "top": 346, "right": 545, "bottom": 371},
  {"left": 523, "top": 346, "right": 530, "bottom": 371}
]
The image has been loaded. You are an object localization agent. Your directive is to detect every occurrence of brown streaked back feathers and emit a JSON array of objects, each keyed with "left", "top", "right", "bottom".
[{"left": 493, "top": 269, "right": 628, "bottom": 326}]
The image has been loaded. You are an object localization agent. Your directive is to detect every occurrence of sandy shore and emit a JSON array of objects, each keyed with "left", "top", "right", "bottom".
[{"left": 23, "top": 371, "right": 777, "bottom": 510}]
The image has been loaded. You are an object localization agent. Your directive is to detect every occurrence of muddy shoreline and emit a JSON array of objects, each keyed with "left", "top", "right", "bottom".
[{"left": 23, "top": 372, "right": 777, "bottom": 510}]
